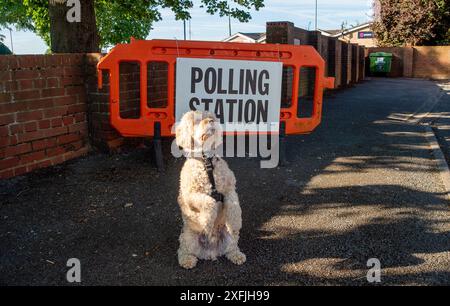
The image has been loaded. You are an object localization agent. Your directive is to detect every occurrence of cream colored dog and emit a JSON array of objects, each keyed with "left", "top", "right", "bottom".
[{"left": 175, "top": 110, "right": 246, "bottom": 269}]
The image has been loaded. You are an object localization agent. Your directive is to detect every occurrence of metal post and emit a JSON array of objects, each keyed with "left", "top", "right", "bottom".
[
  {"left": 189, "top": 19, "right": 192, "bottom": 40},
  {"left": 228, "top": 15, "right": 232, "bottom": 36},
  {"left": 9, "top": 28, "right": 13, "bottom": 53},
  {"left": 153, "top": 122, "right": 164, "bottom": 172},
  {"left": 279, "top": 121, "right": 288, "bottom": 166},
  {"left": 315, "top": 0, "right": 318, "bottom": 31},
  {"left": 183, "top": 20, "right": 186, "bottom": 40}
]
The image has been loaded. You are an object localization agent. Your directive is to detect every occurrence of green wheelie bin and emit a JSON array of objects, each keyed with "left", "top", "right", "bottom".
[{"left": 369, "top": 52, "right": 392, "bottom": 76}]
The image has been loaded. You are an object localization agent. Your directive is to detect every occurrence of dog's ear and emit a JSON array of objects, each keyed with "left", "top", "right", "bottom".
[{"left": 176, "top": 111, "right": 195, "bottom": 150}]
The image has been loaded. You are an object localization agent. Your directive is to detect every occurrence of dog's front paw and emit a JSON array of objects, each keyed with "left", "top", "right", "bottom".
[
  {"left": 226, "top": 250, "right": 246, "bottom": 265},
  {"left": 179, "top": 254, "right": 198, "bottom": 269}
]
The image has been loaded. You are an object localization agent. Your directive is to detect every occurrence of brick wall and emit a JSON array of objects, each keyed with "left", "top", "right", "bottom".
[
  {"left": 83, "top": 53, "right": 124, "bottom": 151},
  {"left": 119, "top": 62, "right": 141, "bottom": 119},
  {"left": 412, "top": 46, "right": 450, "bottom": 79},
  {"left": 84, "top": 55, "right": 170, "bottom": 152},
  {"left": 148, "top": 62, "right": 169, "bottom": 108},
  {"left": 84, "top": 53, "right": 138, "bottom": 151},
  {"left": 0, "top": 54, "right": 89, "bottom": 179},
  {"left": 366, "top": 46, "right": 449, "bottom": 80},
  {"left": 266, "top": 21, "right": 364, "bottom": 93}
]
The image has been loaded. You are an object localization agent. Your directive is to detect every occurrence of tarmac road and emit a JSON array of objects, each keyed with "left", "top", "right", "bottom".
[{"left": 1, "top": 78, "right": 449, "bottom": 285}]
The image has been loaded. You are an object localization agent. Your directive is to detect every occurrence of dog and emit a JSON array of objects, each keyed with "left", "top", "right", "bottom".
[{"left": 175, "top": 110, "right": 246, "bottom": 269}]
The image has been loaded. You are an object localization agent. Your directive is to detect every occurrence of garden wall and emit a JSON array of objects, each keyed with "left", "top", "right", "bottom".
[
  {"left": 366, "top": 46, "right": 450, "bottom": 79},
  {"left": 266, "top": 21, "right": 365, "bottom": 94},
  {"left": 0, "top": 54, "right": 89, "bottom": 179}
]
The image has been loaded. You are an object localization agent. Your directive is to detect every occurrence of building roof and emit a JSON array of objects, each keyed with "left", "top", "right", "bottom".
[
  {"left": 320, "top": 29, "right": 342, "bottom": 36},
  {"left": 223, "top": 22, "right": 373, "bottom": 43},
  {"left": 0, "top": 42, "right": 12, "bottom": 55},
  {"left": 319, "top": 22, "right": 373, "bottom": 38},
  {"left": 222, "top": 32, "right": 266, "bottom": 43},
  {"left": 239, "top": 32, "right": 266, "bottom": 41}
]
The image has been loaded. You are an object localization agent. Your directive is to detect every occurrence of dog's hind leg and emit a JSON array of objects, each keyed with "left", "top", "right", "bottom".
[
  {"left": 178, "top": 229, "right": 201, "bottom": 269},
  {"left": 223, "top": 191, "right": 246, "bottom": 265}
]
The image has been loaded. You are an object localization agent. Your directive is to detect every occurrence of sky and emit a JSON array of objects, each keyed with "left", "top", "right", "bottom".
[{"left": 0, "top": 0, "right": 373, "bottom": 54}]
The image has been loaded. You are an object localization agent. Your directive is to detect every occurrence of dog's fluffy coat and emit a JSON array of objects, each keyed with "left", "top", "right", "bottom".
[{"left": 176, "top": 111, "right": 246, "bottom": 269}]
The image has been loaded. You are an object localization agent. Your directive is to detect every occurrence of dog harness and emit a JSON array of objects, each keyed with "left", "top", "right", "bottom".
[{"left": 202, "top": 153, "right": 224, "bottom": 203}]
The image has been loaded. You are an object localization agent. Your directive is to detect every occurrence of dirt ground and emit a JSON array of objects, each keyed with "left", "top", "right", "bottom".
[{"left": 1, "top": 78, "right": 449, "bottom": 285}]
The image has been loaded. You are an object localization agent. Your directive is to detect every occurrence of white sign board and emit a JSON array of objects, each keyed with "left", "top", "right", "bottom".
[{"left": 175, "top": 58, "right": 282, "bottom": 132}]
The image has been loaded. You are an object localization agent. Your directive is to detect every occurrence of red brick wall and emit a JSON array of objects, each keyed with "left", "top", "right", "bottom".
[
  {"left": 83, "top": 53, "right": 124, "bottom": 151},
  {"left": 0, "top": 54, "right": 89, "bottom": 179},
  {"left": 147, "top": 62, "right": 169, "bottom": 108},
  {"left": 412, "top": 46, "right": 450, "bottom": 79},
  {"left": 266, "top": 21, "right": 366, "bottom": 92},
  {"left": 84, "top": 54, "right": 169, "bottom": 152},
  {"left": 366, "top": 46, "right": 450, "bottom": 79}
]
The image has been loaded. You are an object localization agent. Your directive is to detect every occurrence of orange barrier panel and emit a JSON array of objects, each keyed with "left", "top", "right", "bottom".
[{"left": 97, "top": 38, "right": 334, "bottom": 137}]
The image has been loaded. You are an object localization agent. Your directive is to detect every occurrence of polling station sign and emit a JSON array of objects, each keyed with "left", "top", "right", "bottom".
[{"left": 175, "top": 58, "right": 283, "bottom": 132}]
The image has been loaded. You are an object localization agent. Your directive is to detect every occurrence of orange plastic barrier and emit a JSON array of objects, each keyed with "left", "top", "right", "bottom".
[{"left": 97, "top": 38, "right": 334, "bottom": 137}]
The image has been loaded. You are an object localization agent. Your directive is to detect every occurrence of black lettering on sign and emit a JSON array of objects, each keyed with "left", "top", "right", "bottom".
[
  {"left": 245, "top": 70, "right": 257, "bottom": 95},
  {"left": 189, "top": 97, "right": 200, "bottom": 110},
  {"left": 214, "top": 99, "right": 225, "bottom": 124},
  {"left": 202, "top": 98, "right": 213, "bottom": 111},
  {"left": 228, "top": 69, "right": 238, "bottom": 94},
  {"left": 244, "top": 99, "right": 256, "bottom": 123},
  {"left": 204, "top": 68, "right": 216, "bottom": 94},
  {"left": 257, "top": 100, "right": 268, "bottom": 124},
  {"left": 217, "top": 68, "right": 227, "bottom": 94},
  {"left": 237, "top": 99, "right": 243, "bottom": 122},
  {"left": 226, "top": 99, "right": 237, "bottom": 122},
  {"left": 239, "top": 69, "right": 245, "bottom": 95},
  {"left": 191, "top": 67, "right": 203, "bottom": 93},
  {"left": 258, "top": 70, "right": 270, "bottom": 95},
  {"left": 186, "top": 64, "right": 276, "bottom": 125}
]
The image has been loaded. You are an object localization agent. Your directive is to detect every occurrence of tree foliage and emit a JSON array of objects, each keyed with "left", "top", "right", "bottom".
[
  {"left": 372, "top": 0, "right": 450, "bottom": 46},
  {"left": 0, "top": 0, "right": 265, "bottom": 49}
]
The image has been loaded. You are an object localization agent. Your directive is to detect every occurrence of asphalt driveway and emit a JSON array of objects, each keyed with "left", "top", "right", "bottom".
[{"left": 1, "top": 78, "right": 449, "bottom": 285}]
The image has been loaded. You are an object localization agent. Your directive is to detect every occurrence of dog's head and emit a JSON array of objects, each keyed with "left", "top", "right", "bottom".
[{"left": 176, "top": 111, "right": 222, "bottom": 155}]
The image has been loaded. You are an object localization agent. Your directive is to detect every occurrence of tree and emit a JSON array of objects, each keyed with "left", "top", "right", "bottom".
[
  {"left": 372, "top": 0, "right": 450, "bottom": 46},
  {"left": 49, "top": 0, "right": 99, "bottom": 52},
  {"left": 0, "top": 0, "right": 264, "bottom": 53}
]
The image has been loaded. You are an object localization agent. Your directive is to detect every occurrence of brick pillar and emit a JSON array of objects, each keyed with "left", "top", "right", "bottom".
[
  {"left": 84, "top": 53, "right": 126, "bottom": 151},
  {"left": 358, "top": 46, "right": 365, "bottom": 81},
  {"left": 328, "top": 38, "right": 342, "bottom": 88},
  {"left": 266, "top": 22, "right": 296, "bottom": 107},
  {"left": 351, "top": 44, "right": 358, "bottom": 84},
  {"left": 341, "top": 42, "right": 350, "bottom": 87},
  {"left": 266, "top": 21, "right": 295, "bottom": 44}
]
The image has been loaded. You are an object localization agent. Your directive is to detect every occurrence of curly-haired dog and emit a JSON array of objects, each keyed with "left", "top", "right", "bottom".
[{"left": 175, "top": 110, "right": 246, "bottom": 269}]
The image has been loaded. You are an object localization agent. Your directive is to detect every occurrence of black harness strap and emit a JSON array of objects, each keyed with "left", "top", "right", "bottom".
[{"left": 202, "top": 154, "right": 224, "bottom": 203}]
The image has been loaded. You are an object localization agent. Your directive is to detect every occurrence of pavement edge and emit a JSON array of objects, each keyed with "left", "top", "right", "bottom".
[{"left": 424, "top": 125, "right": 450, "bottom": 201}]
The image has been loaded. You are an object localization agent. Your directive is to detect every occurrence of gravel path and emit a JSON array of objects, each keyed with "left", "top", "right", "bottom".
[{"left": 1, "top": 78, "right": 449, "bottom": 285}]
